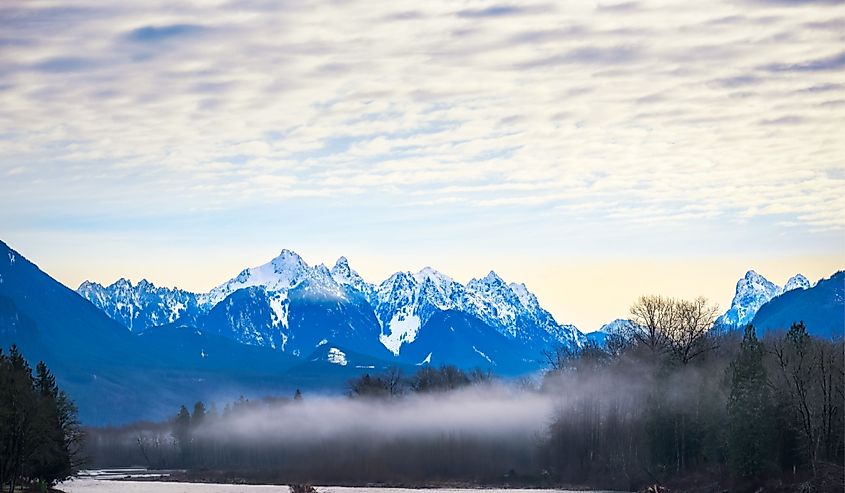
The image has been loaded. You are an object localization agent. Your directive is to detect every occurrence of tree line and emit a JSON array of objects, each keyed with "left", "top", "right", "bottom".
[
  {"left": 82, "top": 295, "right": 844, "bottom": 491},
  {"left": 543, "top": 295, "right": 843, "bottom": 490},
  {"left": 0, "top": 346, "right": 83, "bottom": 493},
  {"left": 85, "top": 365, "right": 521, "bottom": 484}
]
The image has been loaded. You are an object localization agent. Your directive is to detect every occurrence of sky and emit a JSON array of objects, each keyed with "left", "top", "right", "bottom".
[{"left": 0, "top": 0, "right": 843, "bottom": 331}]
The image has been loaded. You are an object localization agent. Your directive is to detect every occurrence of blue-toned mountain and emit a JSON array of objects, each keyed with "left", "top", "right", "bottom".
[
  {"left": 79, "top": 249, "right": 586, "bottom": 371},
  {"left": 716, "top": 270, "right": 811, "bottom": 329},
  {"left": 0, "top": 240, "right": 304, "bottom": 424},
  {"left": 78, "top": 278, "right": 198, "bottom": 331},
  {"left": 751, "top": 271, "right": 844, "bottom": 339}
]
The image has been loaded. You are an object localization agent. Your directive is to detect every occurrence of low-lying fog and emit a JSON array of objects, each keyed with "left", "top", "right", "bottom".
[{"left": 204, "top": 384, "right": 555, "bottom": 443}]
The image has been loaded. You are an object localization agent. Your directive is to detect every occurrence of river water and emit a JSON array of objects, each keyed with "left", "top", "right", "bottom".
[
  {"left": 61, "top": 480, "right": 614, "bottom": 493},
  {"left": 60, "top": 471, "right": 616, "bottom": 493}
]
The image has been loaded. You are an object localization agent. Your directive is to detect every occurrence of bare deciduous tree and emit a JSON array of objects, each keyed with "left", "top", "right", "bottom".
[
  {"left": 629, "top": 295, "right": 675, "bottom": 355},
  {"left": 668, "top": 297, "right": 720, "bottom": 365},
  {"left": 629, "top": 295, "right": 719, "bottom": 365}
]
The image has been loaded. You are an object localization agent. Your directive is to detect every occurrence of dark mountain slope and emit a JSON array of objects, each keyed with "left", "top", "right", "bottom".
[
  {"left": 0, "top": 240, "right": 301, "bottom": 424},
  {"left": 751, "top": 271, "right": 844, "bottom": 340}
]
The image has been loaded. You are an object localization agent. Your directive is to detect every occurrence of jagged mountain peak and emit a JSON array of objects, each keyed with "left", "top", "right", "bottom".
[
  {"left": 471, "top": 270, "right": 506, "bottom": 286},
  {"left": 717, "top": 270, "right": 780, "bottom": 328},
  {"left": 508, "top": 282, "right": 538, "bottom": 310},
  {"left": 330, "top": 256, "right": 360, "bottom": 282},
  {"left": 717, "top": 269, "right": 811, "bottom": 329},
  {"left": 784, "top": 274, "right": 811, "bottom": 292},
  {"left": 334, "top": 255, "right": 350, "bottom": 270},
  {"left": 77, "top": 275, "right": 198, "bottom": 332},
  {"left": 330, "top": 256, "right": 374, "bottom": 300},
  {"left": 113, "top": 277, "right": 132, "bottom": 288},
  {"left": 74, "top": 244, "right": 584, "bottom": 368},
  {"left": 204, "top": 248, "right": 314, "bottom": 306},
  {"left": 738, "top": 269, "right": 778, "bottom": 291},
  {"left": 314, "top": 263, "right": 332, "bottom": 277},
  {"left": 270, "top": 248, "right": 309, "bottom": 273},
  {"left": 414, "top": 266, "right": 455, "bottom": 285},
  {"left": 77, "top": 279, "right": 101, "bottom": 291},
  {"left": 276, "top": 248, "right": 304, "bottom": 260}
]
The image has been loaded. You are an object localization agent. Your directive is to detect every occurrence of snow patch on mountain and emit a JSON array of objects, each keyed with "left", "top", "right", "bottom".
[
  {"left": 472, "top": 345, "right": 493, "bottom": 364},
  {"left": 268, "top": 291, "right": 289, "bottom": 330},
  {"left": 327, "top": 347, "right": 348, "bottom": 366},
  {"left": 379, "top": 309, "right": 421, "bottom": 355}
]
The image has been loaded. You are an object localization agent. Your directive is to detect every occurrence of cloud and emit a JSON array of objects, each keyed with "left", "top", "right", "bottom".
[
  {"left": 517, "top": 45, "right": 643, "bottom": 68},
  {"left": 761, "top": 51, "right": 845, "bottom": 72},
  {"left": 712, "top": 75, "right": 760, "bottom": 87},
  {"left": 125, "top": 24, "right": 209, "bottom": 43},
  {"left": 455, "top": 5, "right": 550, "bottom": 18},
  {"left": 31, "top": 56, "right": 98, "bottom": 73},
  {"left": 0, "top": 0, "right": 843, "bottom": 248},
  {"left": 759, "top": 115, "right": 806, "bottom": 126},
  {"left": 597, "top": 2, "right": 642, "bottom": 12},
  {"left": 743, "top": 0, "right": 842, "bottom": 5}
]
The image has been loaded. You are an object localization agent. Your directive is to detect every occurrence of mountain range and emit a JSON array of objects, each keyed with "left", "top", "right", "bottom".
[
  {"left": 78, "top": 249, "right": 585, "bottom": 373},
  {"left": 1, "top": 238, "right": 842, "bottom": 424}
]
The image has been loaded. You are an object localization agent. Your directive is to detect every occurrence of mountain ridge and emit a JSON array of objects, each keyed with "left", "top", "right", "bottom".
[{"left": 77, "top": 248, "right": 586, "bottom": 369}]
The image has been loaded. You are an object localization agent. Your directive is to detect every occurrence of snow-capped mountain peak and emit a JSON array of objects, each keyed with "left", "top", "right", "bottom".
[
  {"left": 474, "top": 270, "right": 506, "bottom": 287},
  {"left": 717, "top": 270, "right": 811, "bottom": 328},
  {"left": 202, "top": 248, "right": 314, "bottom": 307},
  {"left": 77, "top": 277, "right": 197, "bottom": 332},
  {"left": 784, "top": 274, "right": 811, "bottom": 292},
  {"left": 330, "top": 256, "right": 373, "bottom": 298},
  {"left": 414, "top": 266, "right": 454, "bottom": 286},
  {"left": 508, "top": 282, "right": 538, "bottom": 311},
  {"left": 269, "top": 249, "right": 309, "bottom": 281},
  {"left": 332, "top": 256, "right": 352, "bottom": 275},
  {"left": 78, "top": 248, "right": 585, "bottom": 370}
]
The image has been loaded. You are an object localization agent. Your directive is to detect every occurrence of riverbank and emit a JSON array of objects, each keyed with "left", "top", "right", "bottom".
[{"left": 101, "top": 465, "right": 845, "bottom": 493}]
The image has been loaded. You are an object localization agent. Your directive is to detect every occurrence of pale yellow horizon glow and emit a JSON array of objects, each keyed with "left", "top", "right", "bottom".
[{"left": 27, "top": 241, "right": 843, "bottom": 332}]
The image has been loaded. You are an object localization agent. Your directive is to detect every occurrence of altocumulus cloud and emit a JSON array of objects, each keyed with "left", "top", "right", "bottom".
[
  {"left": 125, "top": 24, "right": 209, "bottom": 43},
  {"left": 0, "top": 0, "right": 843, "bottom": 239}
]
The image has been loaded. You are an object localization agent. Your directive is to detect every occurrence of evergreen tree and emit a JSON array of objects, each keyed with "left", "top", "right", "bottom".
[
  {"left": 0, "top": 348, "right": 81, "bottom": 492},
  {"left": 27, "top": 361, "right": 71, "bottom": 488},
  {"left": 727, "top": 325, "right": 773, "bottom": 478},
  {"left": 173, "top": 405, "right": 192, "bottom": 464},
  {"left": 2, "top": 346, "right": 37, "bottom": 493},
  {"left": 191, "top": 402, "right": 206, "bottom": 428}
]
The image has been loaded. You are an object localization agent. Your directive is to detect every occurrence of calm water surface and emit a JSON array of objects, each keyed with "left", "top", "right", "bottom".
[
  {"left": 61, "top": 481, "right": 614, "bottom": 493},
  {"left": 60, "top": 470, "right": 619, "bottom": 493}
]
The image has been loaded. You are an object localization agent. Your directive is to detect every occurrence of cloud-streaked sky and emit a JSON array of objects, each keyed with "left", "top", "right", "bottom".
[{"left": 1, "top": 0, "right": 843, "bottom": 330}]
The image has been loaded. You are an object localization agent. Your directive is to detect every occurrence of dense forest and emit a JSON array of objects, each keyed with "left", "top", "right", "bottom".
[
  {"left": 0, "top": 346, "right": 83, "bottom": 493},
  {"left": 81, "top": 296, "right": 844, "bottom": 491}
]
